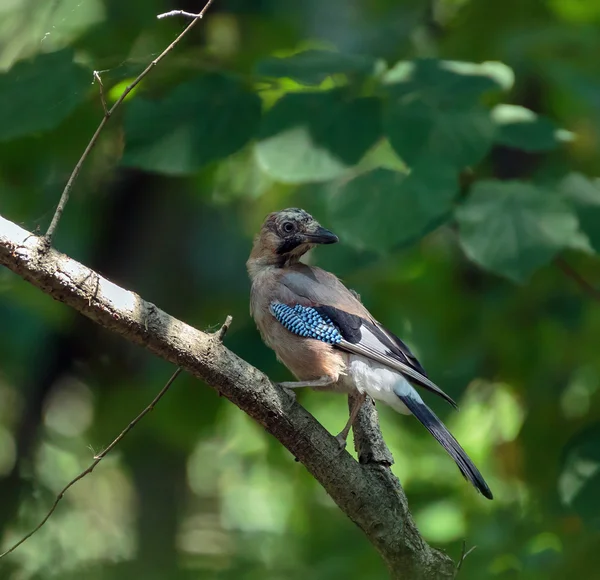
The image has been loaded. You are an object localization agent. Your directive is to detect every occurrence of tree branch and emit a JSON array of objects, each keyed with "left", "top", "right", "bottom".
[
  {"left": 0, "top": 213, "right": 454, "bottom": 579},
  {"left": 349, "top": 394, "right": 394, "bottom": 466}
]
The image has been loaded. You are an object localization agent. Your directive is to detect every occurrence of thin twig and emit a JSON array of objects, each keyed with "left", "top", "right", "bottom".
[
  {"left": 157, "top": 10, "right": 204, "bottom": 19},
  {"left": 216, "top": 315, "right": 233, "bottom": 342},
  {"left": 0, "top": 367, "right": 182, "bottom": 560},
  {"left": 455, "top": 540, "right": 477, "bottom": 576},
  {"left": 555, "top": 256, "right": 600, "bottom": 302},
  {"left": 43, "top": 0, "right": 217, "bottom": 246},
  {"left": 92, "top": 71, "right": 108, "bottom": 115}
]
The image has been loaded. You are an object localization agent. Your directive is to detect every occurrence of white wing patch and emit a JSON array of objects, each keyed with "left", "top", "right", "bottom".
[
  {"left": 345, "top": 354, "right": 415, "bottom": 415},
  {"left": 339, "top": 328, "right": 457, "bottom": 408}
]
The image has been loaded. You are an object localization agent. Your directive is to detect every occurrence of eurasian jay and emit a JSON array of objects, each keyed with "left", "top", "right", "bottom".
[{"left": 247, "top": 208, "right": 493, "bottom": 499}]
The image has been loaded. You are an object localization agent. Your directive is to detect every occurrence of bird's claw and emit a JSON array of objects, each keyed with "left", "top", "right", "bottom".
[
  {"left": 334, "top": 433, "right": 348, "bottom": 453},
  {"left": 278, "top": 385, "right": 297, "bottom": 401}
]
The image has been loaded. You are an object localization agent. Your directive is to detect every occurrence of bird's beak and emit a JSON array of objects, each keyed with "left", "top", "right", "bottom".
[{"left": 303, "top": 226, "right": 339, "bottom": 245}]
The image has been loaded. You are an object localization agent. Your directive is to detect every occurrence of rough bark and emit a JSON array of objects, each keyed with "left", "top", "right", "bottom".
[{"left": 0, "top": 213, "right": 455, "bottom": 579}]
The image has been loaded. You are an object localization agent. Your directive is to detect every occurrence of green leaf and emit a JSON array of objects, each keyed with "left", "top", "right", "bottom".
[
  {"left": 456, "top": 180, "right": 589, "bottom": 282},
  {"left": 255, "top": 49, "right": 380, "bottom": 85},
  {"left": 560, "top": 172, "right": 600, "bottom": 253},
  {"left": 383, "top": 59, "right": 496, "bottom": 168},
  {"left": 122, "top": 74, "right": 261, "bottom": 175},
  {"left": 328, "top": 163, "right": 459, "bottom": 251},
  {"left": 559, "top": 424, "right": 600, "bottom": 530},
  {"left": 492, "top": 104, "right": 570, "bottom": 151},
  {"left": 385, "top": 102, "right": 493, "bottom": 168},
  {"left": 255, "top": 90, "right": 381, "bottom": 183},
  {"left": 0, "top": 49, "right": 90, "bottom": 142}
]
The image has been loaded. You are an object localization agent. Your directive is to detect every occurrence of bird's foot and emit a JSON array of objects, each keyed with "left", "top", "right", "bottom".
[
  {"left": 275, "top": 383, "right": 298, "bottom": 401},
  {"left": 283, "top": 387, "right": 297, "bottom": 401},
  {"left": 334, "top": 433, "right": 348, "bottom": 453}
]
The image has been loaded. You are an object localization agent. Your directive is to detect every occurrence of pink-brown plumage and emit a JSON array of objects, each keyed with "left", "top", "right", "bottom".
[{"left": 249, "top": 264, "right": 348, "bottom": 386}]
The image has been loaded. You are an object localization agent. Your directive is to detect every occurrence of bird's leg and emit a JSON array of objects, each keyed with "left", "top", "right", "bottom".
[
  {"left": 335, "top": 392, "right": 367, "bottom": 450},
  {"left": 277, "top": 376, "right": 334, "bottom": 389}
]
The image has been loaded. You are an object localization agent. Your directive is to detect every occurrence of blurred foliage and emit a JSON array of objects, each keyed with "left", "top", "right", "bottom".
[{"left": 1, "top": 0, "right": 600, "bottom": 579}]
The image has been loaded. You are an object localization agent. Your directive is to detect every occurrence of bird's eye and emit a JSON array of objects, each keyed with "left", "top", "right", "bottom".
[{"left": 282, "top": 221, "right": 295, "bottom": 234}]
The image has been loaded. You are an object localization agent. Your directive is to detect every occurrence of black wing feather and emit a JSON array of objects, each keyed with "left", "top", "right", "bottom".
[
  {"left": 314, "top": 305, "right": 362, "bottom": 343},
  {"left": 379, "top": 327, "right": 427, "bottom": 376},
  {"left": 316, "top": 306, "right": 420, "bottom": 369},
  {"left": 314, "top": 305, "right": 457, "bottom": 409}
]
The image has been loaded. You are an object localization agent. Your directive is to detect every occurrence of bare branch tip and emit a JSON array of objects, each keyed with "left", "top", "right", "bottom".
[
  {"left": 217, "top": 315, "right": 233, "bottom": 341},
  {"left": 157, "top": 10, "right": 203, "bottom": 20},
  {"left": 92, "top": 70, "right": 108, "bottom": 116},
  {"left": 45, "top": 0, "right": 216, "bottom": 242}
]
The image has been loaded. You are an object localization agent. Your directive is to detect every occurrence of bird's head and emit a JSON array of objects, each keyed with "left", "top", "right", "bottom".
[{"left": 247, "top": 208, "right": 338, "bottom": 273}]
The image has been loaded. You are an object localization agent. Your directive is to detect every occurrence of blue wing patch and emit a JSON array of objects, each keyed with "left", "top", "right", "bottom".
[{"left": 270, "top": 303, "right": 342, "bottom": 345}]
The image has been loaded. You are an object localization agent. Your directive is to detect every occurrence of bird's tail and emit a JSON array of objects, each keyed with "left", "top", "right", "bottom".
[{"left": 395, "top": 388, "right": 493, "bottom": 500}]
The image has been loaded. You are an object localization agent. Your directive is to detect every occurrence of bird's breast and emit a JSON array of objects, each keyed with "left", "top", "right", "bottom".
[{"left": 269, "top": 322, "right": 347, "bottom": 385}]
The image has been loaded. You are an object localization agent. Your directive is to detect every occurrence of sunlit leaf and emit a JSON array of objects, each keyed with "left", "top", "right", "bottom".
[
  {"left": 107, "top": 78, "right": 138, "bottom": 103},
  {"left": 492, "top": 104, "right": 569, "bottom": 151},
  {"left": 441, "top": 60, "right": 515, "bottom": 91},
  {"left": 0, "top": 49, "right": 90, "bottom": 142},
  {"left": 256, "top": 49, "right": 380, "bottom": 85},
  {"left": 382, "top": 59, "right": 509, "bottom": 96},
  {"left": 457, "top": 180, "right": 590, "bottom": 282},
  {"left": 122, "top": 74, "right": 261, "bottom": 175},
  {"left": 328, "top": 162, "right": 458, "bottom": 251},
  {"left": 255, "top": 89, "right": 381, "bottom": 183},
  {"left": 356, "top": 139, "right": 407, "bottom": 173}
]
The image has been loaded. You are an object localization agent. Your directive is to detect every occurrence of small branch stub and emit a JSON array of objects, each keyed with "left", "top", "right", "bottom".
[
  {"left": 216, "top": 315, "right": 233, "bottom": 342},
  {"left": 93, "top": 71, "right": 109, "bottom": 116}
]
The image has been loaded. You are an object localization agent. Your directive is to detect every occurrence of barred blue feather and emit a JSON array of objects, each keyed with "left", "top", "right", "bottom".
[{"left": 270, "top": 303, "right": 342, "bottom": 345}]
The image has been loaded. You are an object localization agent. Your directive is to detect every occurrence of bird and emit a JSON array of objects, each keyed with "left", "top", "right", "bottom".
[{"left": 247, "top": 208, "right": 493, "bottom": 499}]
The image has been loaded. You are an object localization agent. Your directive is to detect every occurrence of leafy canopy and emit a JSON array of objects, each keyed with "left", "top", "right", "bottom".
[{"left": 8, "top": 47, "right": 594, "bottom": 282}]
